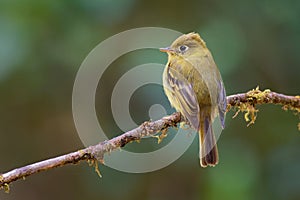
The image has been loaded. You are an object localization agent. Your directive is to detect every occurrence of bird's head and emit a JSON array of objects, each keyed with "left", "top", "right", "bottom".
[{"left": 160, "top": 32, "right": 207, "bottom": 58}]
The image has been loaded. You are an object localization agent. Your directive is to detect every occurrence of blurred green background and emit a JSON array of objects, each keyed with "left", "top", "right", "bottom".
[{"left": 1, "top": 0, "right": 300, "bottom": 199}]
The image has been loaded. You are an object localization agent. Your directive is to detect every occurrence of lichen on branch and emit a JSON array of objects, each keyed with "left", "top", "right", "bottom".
[{"left": 227, "top": 87, "right": 300, "bottom": 128}]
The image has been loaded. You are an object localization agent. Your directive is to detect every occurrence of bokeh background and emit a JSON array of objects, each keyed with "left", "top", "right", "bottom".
[{"left": 1, "top": 0, "right": 300, "bottom": 199}]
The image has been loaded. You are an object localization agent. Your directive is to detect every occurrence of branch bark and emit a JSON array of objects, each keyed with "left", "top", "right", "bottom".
[{"left": 1, "top": 88, "right": 299, "bottom": 191}]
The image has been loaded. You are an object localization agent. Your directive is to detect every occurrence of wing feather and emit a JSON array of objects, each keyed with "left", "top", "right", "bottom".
[
  {"left": 217, "top": 80, "right": 227, "bottom": 129},
  {"left": 166, "top": 67, "right": 200, "bottom": 130}
]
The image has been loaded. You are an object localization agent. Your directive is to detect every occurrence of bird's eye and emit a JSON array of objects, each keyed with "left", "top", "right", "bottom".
[{"left": 179, "top": 45, "right": 188, "bottom": 52}]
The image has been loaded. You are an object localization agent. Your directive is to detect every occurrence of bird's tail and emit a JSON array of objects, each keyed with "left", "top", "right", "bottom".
[{"left": 199, "top": 112, "right": 218, "bottom": 167}]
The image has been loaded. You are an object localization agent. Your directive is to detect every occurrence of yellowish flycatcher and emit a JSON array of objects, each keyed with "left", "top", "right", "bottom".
[{"left": 160, "top": 32, "right": 226, "bottom": 167}]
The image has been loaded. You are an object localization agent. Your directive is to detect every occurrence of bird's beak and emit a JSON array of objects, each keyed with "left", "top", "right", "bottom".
[{"left": 159, "top": 47, "right": 174, "bottom": 53}]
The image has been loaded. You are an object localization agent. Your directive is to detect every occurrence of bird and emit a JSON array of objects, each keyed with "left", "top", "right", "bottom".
[{"left": 160, "top": 32, "right": 227, "bottom": 167}]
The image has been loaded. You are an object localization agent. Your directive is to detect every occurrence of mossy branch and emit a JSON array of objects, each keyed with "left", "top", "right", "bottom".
[
  {"left": 1, "top": 88, "right": 299, "bottom": 192},
  {"left": 227, "top": 87, "right": 300, "bottom": 126}
]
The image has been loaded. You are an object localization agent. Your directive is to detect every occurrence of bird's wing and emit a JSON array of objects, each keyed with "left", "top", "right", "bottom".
[
  {"left": 217, "top": 80, "right": 227, "bottom": 129},
  {"left": 166, "top": 67, "right": 200, "bottom": 130}
]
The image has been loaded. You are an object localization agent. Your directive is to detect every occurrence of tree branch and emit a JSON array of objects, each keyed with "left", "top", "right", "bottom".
[{"left": 1, "top": 88, "right": 299, "bottom": 192}]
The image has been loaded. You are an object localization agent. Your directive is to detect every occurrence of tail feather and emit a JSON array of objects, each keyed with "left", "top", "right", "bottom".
[{"left": 199, "top": 112, "right": 218, "bottom": 167}]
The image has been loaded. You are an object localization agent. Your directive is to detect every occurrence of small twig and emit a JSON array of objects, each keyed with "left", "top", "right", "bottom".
[{"left": 0, "top": 88, "right": 299, "bottom": 191}]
